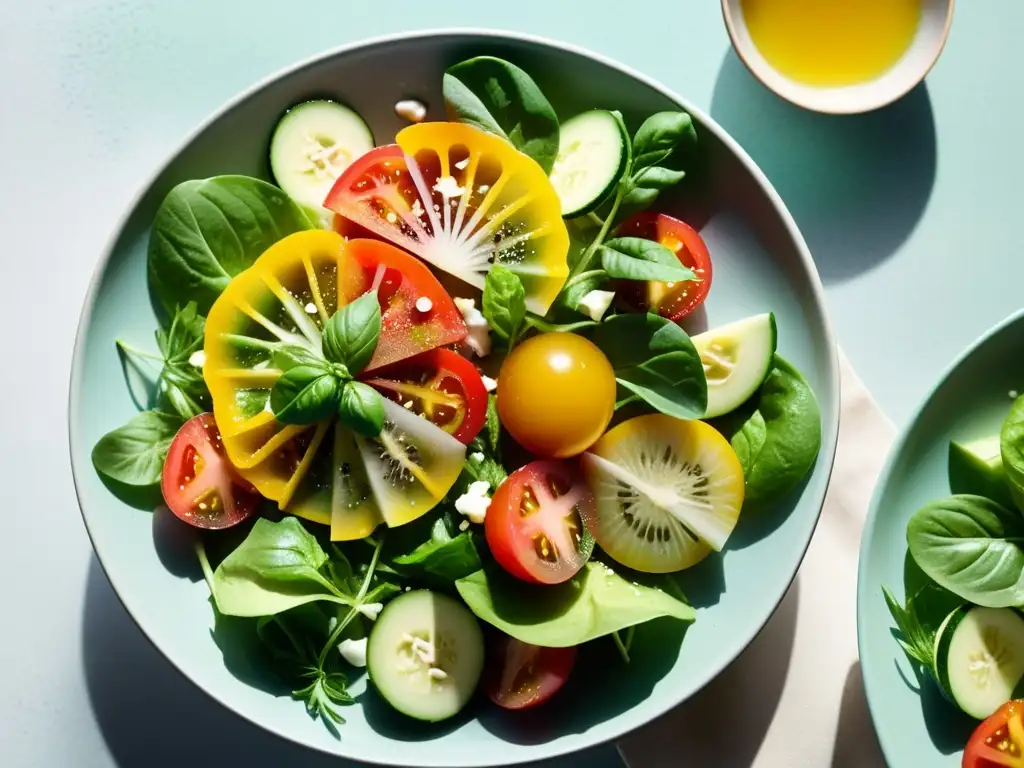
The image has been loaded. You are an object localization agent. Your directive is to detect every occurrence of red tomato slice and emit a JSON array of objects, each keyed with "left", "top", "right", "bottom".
[
  {"left": 964, "top": 700, "right": 1024, "bottom": 767},
  {"left": 362, "top": 348, "right": 488, "bottom": 444},
  {"left": 338, "top": 238, "right": 467, "bottom": 371},
  {"left": 161, "top": 413, "right": 259, "bottom": 529},
  {"left": 615, "top": 212, "right": 712, "bottom": 322},
  {"left": 484, "top": 634, "right": 576, "bottom": 710},
  {"left": 485, "top": 460, "right": 596, "bottom": 585}
]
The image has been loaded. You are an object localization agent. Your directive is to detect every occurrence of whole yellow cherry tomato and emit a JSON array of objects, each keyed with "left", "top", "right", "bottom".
[{"left": 496, "top": 333, "right": 616, "bottom": 458}]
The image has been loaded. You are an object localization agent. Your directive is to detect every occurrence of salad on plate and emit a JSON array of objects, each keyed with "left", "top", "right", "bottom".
[{"left": 91, "top": 54, "right": 822, "bottom": 733}]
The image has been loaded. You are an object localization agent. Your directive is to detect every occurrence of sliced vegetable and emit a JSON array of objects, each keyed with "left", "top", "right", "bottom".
[
  {"left": 581, "top": 415, "right": 745, "bottom": 573},
  {"left": 549, "top": 110, "right": 629, "bottom": 217},
  {"left": 161, "top": 413, "right": 258, "bottom": 529},
  {"left": 269, "top": 100, "right": 374, "bottom": 212},
  {"left": 323, "top": 122, "right": 570, "bottom": 314},
  {"left": 496, "top": 332, "right": 616, "bottom": 458},
  {"left": 692, "top": 313, "right": 777, "bottom": 419},
  {"left": 485, "top": 460, "right": 596, "bottom": 585},
  {"left": 950, "top": 435, "right": 1015, "bottom": 511},
  {"left": 366, "top": 590, "right": 485, "bottom": 722},
  {"left": 964, "top": 700, "right": 1024, "bottom": 767},
  {"left": 483, "top": 635, "right": 576, "bottom": 710}
]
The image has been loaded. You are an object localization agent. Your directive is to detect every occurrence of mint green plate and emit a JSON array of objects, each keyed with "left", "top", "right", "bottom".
[
  {"left": 69, "top": 30, "right": 839, "bottom": 767},
  {"left": 857, "top": 309, "right": 1024, "bottom": 766}
]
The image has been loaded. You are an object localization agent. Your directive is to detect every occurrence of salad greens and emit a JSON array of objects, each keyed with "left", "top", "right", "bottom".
[
  {"left": 1001, "top": 395, "right": 1024, "bottom": 508},
  {"left": 599, "top": 237, "right": 697, "bottom": 283},
  {"left": 91, "top": 409, "right": 183, "bottom": 486},
  {"left": 482, "top": 266, "right": 528, "bottom": 350}
]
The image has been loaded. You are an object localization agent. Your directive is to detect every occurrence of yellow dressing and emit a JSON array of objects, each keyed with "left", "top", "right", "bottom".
[{"left": 741, "top": 0, "right": 922, "bottom": 87}]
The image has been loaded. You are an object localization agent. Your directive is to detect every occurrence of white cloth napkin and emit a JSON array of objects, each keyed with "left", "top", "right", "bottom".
[{"left": 618, "top": 349, "right": 896, "bottom": 768}]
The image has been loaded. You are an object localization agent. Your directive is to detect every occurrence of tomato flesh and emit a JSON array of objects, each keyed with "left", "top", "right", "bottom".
[
  {"left": 161, "top": 413, "right": 258, "bottom": 529},
  {"left": 965, "top": 701, "right": 1024, "bottom": 767},
  {"left": 616, "top": 212, "right": 712, "bottom": 322},
  {"left": 484, "top": 634, "right": 576, "bottom": 710},
  {"left": 485, "top": 460, "right": 596, "bottom": 584},
  {"left": 362, "top": 348, "right": 488, "bottom": 444}
]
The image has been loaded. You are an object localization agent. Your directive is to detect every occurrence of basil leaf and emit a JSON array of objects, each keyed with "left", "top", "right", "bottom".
[
  {"left": 601, "top": 237, "right": 696, "bottom": 283},
  {"left": 591, "top": 313, "right": 707, "bottom": 420},
  {"left": 1001, "top": 395, "right": 1024, "bottom": 511},
  {"left": 393, "top": 532, "right": 481, "bottom": 582},
  {"left": 91, "top": 409, "right": 184, "bottom": 486},
  {"left": 631, "top": 111, "right": 697, "bottom": 173},
  {"left": 485, "top": 395, "right": 501, "bottom": 455},
  {"left": 620, "top": 186, "right": 661, "bottom": 210},
  {"left": 270, "top": 366, "right": 339, "bottom": 425},
  {"left": 338, "top": 381, "right": 384, "bottom": 437},
  {"left": 212, "top": 518, "right": 352, "bottom": 617},
  {"left": 443, "top": 56, "right": 560, "bottom": 173},
  {"left": 906, "top": 495, "right": 1024, "bottom": 608},
  {"left": 148, "top": 175, "right": 314, "bottom": 316},
  {"left": 711, "top": 356, "right": 821, "bottom": 508},
  {"left": 631, "top": 166, "right": 687, "bottom": 189},
  {"left": 322, "top": 292, "right": 381, "bottom": 374},
  {"left": 482, "top": 267, "right": 527, "bottom": 346},
  {"left": 273, "top": 344, "right": 329, "bottom": 373},
  {"left": 456, "top": 561, "right": 694, "bottom": 647},
  {"left": 525, "top": 316, "right": 599, "bottom": 334}
]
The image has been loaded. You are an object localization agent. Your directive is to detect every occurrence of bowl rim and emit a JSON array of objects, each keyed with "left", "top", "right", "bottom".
[
  {"left": 720, "top": 0, "right": 956, "bottom": 115},
  {"left": 68, "top": 26, "right": 840, "bottom": 766},
  {"left": 855, "top": 305, "right": 1024, "bottom": 765}
]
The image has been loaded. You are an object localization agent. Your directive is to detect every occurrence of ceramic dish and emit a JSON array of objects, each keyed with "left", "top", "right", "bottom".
[{"left": 69, "top": 29, "right": 839, "bottom": 766}]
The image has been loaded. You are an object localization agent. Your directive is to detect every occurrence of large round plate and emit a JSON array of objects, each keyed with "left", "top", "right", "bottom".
[
  {"left": 69, "top": 30, "right": 839, "bottom": 767},
  {"left": 858, "top": 309, "right": 1024, "bottom": 766}
]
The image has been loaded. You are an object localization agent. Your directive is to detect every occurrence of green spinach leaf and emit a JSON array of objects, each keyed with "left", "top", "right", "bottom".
[
  {"left": 456, "top": 561, "right": 694, "bottom": 647},
  {"left": 907, "top": 494, "right": 1024, "bottom": 608},
  {"left": 1001, "top": 395, "right": 1024, "bottom": 511},
  {"left": 392, "top": 521, "right": 481, "bottom": 582},
  {"left": 621, "top": 112, "right": 697, "bottom": 211},
  {"left": 147, "top": 175, "right": 314, "bottom": 316},
  {"left": 91, "top": 409, "right": 183, "bottom": 486},
  {"left": 443, "top": 56, "right": 560, "bottom": 173},
  {"left": 600, "top": 237, "right": 696, "bottom": 283},
  {"left": 337, "top": 381, "right": 385, "bottom": 437},
  {"left": 482, "top": 267, "right": 527, "bottom": 347},
  {"left": 712, "top": 355, "right": 820, "bottom": 508},
  {"left": 322, "top": 292, "right": 381, "bottom": 375},
  {"left": 590, "top": 313, "right": 707, "bottom": 420},
  {"left": 270, "top": 366, "right": 339, "bottom": 425}
]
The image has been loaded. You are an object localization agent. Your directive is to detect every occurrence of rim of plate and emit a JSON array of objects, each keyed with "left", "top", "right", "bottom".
[
  {"left": 68, "top": 27, "right": 840, "bottom": 766},
  {"left": 856, "top": 305, "right": 1024, "bottom": 765}
]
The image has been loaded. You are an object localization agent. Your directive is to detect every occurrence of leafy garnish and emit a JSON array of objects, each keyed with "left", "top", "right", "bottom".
[
  {"left": 91, "top": 409, "right": 183, "bottom": 486},
  {"left": 482, "top": 267, "right": 527, "bottom": 349},
  {"left": 882, "top": 586, "right": 935, "bottom": 670}
]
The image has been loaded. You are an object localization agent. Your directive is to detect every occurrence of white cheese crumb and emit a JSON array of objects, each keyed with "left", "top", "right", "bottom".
[
  {"left": 394, "top": 99, "right": 427, "bottom": 123},
  {"left": 455, "top": 480, "right": 492, "bottom": 524},
  {"left": 454, "top": 157, "right": 470, "bottom": 171},
  {"left": 188, "top": 350, "right": 206, "bottom": 369},
  {"left": 357, "top": 602, "right": 384, "bottom": 621},
  {"left": 411, "top": 198, "right": 425, "bottom": 218},
  {"left": 403, "top": 400, "right": 415, "bottom": 409},
  {"left": 459, "top": 519, "right": 470, "bottom": 532},
  {"left": 427, "top": 667, "right": 449, "bottom": 680},
  {"left": 433, "top": 175, "right": 465, "bottom": 199},
  {"left": 478, "top": 184, "right": 490, "bottom": 194},
  {"left": 1012, "top": 390, "right": 1019, "bottom": 399},
  {"left": 454, "top": 297, "right": 492, "bottom": 357},
  {"left": 386, "top": 210, "right": 398, "bottom": 224},
  {"left": 415, "top": 296, "right": 433, "bottom": 313},
  {"left": 470, "top": 452, "right": 485, "bottom": 463},
  {"left": 577, "top": 289, "right": 616, "bottom": 322},
  {"left": 304, "top": 302, "right": 317, "bottom": 314},
  {"left": 481, "top": 374, "right": 498, "bottom": 392},
  {"left": 338, "top": 637, "right": 367, "bottom": 667}
]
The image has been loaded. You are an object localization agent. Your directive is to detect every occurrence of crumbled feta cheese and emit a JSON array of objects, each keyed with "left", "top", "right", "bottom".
[
  {"left": 415, "top": 296, "right": 433, "bottom": 313},
  {"left": 481, "top": 374, "right": 498, "bottom": 392},
  {"left": 577, "top": 289, "right": 616, "bottom": 322},
  {"left": 470, "top": 452, "right": 485, "bottom": 463},
  {"left": 188, "top": 350, "right": 206, "bottom": 369},
  {"left": 410, "top": 198, "right": 425, "bottom": 218},
  {"left": 433, "top": 175, "right": 465, "bottom": 199},
  {"left": 304, "top": 302, "right": 317, "bottom": 315},
  {"left": 459, "top": 519, "right": 470, "bottom": 532},
  {"left": 338, "top": 637, "right": 367, "bottom": 667},
  {"left": 394, "top": 99, "right": 427, "bottom": 123},
  {"left": 455, "top": 480, "right": 492, "bottom": 524},
  {"left": 454, "top": 298, "right": 492, "bottom": 357},
  {"left": 478, "top": 184, "right": 490, "bottom": 194},
  {"left": 357, "top": 602, "right": 384, "bottom": 621}
]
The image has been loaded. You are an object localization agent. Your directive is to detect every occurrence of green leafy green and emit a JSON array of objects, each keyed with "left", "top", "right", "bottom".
[
  {"left": 600, "top": 237, "right": 696, "bottom": 283},
  {"left": 392, "top": 515, "right": 482, "bottom": 582},
  {"left": 147, "top": 175, "right": 315, "bottom": 317},
  {"left": 484, "top": 395, "right": 501, "bottom": 455},
  {"left": 622, "top": 111, "right": 697, "bottom": 210},
  {"left": 91, "top": 409, "right": 183, "bottom": 486},
  {"left": 338, "top": 381, "right": 385, "bottom": 437},
  {"left": 270, "top": 366, "right": 339, "bottom": 425},
  {"left": 482, "top": 266, "right": 527, "bottom": 348},
  {"left": 712, "top": 356, "right": 820, "bottom": 508},
  {"left": 456, "top": 561, "right": 694, "bottom": 647},
  {"left": 882, "top": 586, "right": 936, "bottom": 670},
  {"left": 1001, "top": 395, "right": 1024, "bottom": 511},
  {"left": 590, "top": 313, "right": 707, "bottom": 420},
  {"left": 322, "top": 292, "right": 381, "bottom": 375},
  {"left": 906, "top": 494, "right": 1024, "bottom": 608},
  {"left": 443, "top": 56, "right": 560, "bottom": 173}
]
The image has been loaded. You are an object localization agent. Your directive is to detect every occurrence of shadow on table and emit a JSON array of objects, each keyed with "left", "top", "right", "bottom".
[
  {"left": 617, "top": 575, "right": 800, "bottom": 767},
  {"left": 710, "top": 49, "right": 937, "bottom": 285},
  {"left": 831, "top": 662, "right": 884, "bottom": 767}
]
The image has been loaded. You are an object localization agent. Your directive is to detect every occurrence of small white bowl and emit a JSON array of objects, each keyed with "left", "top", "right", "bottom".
[{"left": 722, "top": 0, "right": 954, "bottom": 114}]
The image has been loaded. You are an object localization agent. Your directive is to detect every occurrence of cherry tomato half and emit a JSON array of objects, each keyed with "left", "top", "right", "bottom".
[
  {"left": 362, "top": 348, "right": 488, "bottom": 444},
  {"left": 484, "top": 634, "right": 577, "bottom": 710},
  {"left": 161, "top": 413, "right": 259, "bottom": 529},
  {"left": 965, "top": 700, "right": 1024, "bottom": 767},
  {"left": 616, "top": 212, "right": 712, "bottom": 322},
  {"left": 485, "top": 460, "right": 596, "bottom": 584}
]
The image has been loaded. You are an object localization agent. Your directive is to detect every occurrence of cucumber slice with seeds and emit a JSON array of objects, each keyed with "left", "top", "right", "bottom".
[
  {"left": 549, "top": 110, "right": 629, "bottom": 217},
  {"left": 692, "top": 313, "right": 777, "bottom": 419}
]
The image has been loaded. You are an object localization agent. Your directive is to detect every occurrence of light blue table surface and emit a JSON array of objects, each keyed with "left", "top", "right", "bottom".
[{"left": 2, "top": 1, "right": 1021, "bottom": 765}]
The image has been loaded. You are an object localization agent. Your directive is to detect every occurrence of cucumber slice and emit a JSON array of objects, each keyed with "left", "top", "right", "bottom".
[
  {"left": 933, "top": 604, "right": 1024, "bottom": 719},
  {"left": 366, "top": 590, "right": 484, "bottom": 722},
  {"left": 548, "top": 110, "right": 628, "bottom": 217},
  {"left": 269, "top": 100, "right": 374, "bottom": 210},
  {"left": 949, "top": 435, "right": 1016, "bottom": 511},
  {"left": 692, "top": 313, "right": 778, "bottom": 419}
]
